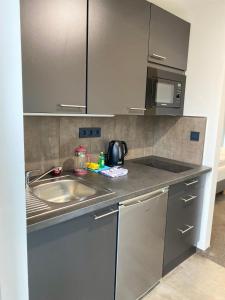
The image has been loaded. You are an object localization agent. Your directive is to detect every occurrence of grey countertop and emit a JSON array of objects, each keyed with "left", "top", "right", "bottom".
[{"left": 27, "top": 156, "right": 211, "bottom": 233}]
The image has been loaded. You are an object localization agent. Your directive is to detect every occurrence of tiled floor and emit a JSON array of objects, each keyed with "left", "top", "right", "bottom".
[
  {"left": 144, "top": 194, "right": 225, "bottom": 300},
  {"left": 200, "top": 193, "right": 225, "bottom": 267},
  {"left": 143, "top": 255, "right": 225, "bottom": 300}
]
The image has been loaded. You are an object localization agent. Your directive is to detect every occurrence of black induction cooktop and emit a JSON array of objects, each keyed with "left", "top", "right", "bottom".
[{"left": 133, "top": 156, "right": 193, "bottom": 173}]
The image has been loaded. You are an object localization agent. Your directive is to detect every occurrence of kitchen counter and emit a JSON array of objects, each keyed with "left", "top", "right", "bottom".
[{"left": 27, "top": 156, "right": 211, "bottom": 233}]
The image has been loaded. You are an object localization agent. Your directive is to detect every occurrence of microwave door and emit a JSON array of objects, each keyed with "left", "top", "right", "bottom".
[
  {"left": 146, "top": 67, "right": 185, "bottom": 115},
  {"left": 155, "top": 79, "right": 177, "bottom": 108}
]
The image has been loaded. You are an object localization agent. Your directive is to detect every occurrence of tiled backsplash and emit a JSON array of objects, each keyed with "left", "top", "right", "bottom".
[
  {"left": 24, "top": 116, "right": 206, "bottom": 172},
  {"left": 152, "top": 116, "right": 207, "bottom": 164}
]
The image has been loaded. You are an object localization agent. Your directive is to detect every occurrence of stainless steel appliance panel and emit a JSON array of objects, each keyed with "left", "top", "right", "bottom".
[{"left": 116, "top": 189, "right": 168, "bottom": 300}]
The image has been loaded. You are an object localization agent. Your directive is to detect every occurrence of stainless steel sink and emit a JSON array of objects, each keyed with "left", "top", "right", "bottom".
[
  {"left": 30, "top": 176, "right": 103, "bottom": 204},
  {"left": 26, "top": 175, "right": 116, "bottom": 223}
]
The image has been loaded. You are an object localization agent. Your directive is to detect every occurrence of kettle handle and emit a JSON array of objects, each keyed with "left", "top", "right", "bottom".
[{"left": 121, "top": 141, "right": 128, "bottom": 157}]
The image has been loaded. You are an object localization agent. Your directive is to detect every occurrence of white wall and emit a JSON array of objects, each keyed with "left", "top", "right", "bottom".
[
  {"left": 149, "top": 0, "right": 225, "bottom": 249},
  {"left": 0, "top": 1, "right": 29, "bottom": 299}
]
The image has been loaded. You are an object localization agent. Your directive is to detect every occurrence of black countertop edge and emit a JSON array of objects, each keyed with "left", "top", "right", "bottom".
[{"left": 27, "top": 162, "right": 211, "bottom": 234}]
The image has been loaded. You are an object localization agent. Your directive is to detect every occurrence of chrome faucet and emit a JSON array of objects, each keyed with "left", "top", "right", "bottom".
[
  {"left": 25, "top": 167, "right": 62, "bottom": 188},
  {"left": 25, "top": 169, "right": 40, "bottom": 188}
]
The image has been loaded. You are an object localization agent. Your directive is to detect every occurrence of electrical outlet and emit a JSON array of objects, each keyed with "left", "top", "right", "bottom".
[
  {"left": 190, "top": 131, "right": 200, "bottom": 142},
  {"left": 79, "top": 127, "right": 101, "bottom": 138},
  {"left": 94, "top": 128, "right": 101, "bottom": 137}
]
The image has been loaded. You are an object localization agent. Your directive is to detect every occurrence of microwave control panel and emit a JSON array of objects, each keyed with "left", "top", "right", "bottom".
[{"left": 175, "top": 82, "right": 182, "bottom": 103}]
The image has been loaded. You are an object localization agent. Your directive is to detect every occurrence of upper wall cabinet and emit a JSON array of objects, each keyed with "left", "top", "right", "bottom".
[
  {"left": 148, "top": 4, "right": 190, "bottom": 71},
  {"left": 21, "top": 0, "right": 87, "bottom": 114},
  {"left": 87, "top": 0, "right": 150, "bottom": 115}
]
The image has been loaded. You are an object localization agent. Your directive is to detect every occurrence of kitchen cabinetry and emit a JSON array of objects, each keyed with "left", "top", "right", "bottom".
[
  {"left": 21, "top": 0, "right": 191, "bottom": 115},
  {"left": 28, "top": 206, "right": 118, "bottom": 300},
  {"left": 88, "top": 0, "right": 150, "bottom": 115},
  {"left": 21, "top": 0, "right": 87, "bottom": 114},
  {"left": 148, "top": 4, "right": 190, "bottom": 71},
  {"left": 163, "top": 176, "right": 203, "bottom": 275}
]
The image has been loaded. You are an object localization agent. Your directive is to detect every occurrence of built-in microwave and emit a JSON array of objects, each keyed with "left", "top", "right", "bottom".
[{"left": 145, "top": 66, "right": 186, "bottom": 116}]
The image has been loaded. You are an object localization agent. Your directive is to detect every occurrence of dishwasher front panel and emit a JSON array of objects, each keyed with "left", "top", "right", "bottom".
[{"left": 115, "top": 190, "right": 168, "bottom": 300}]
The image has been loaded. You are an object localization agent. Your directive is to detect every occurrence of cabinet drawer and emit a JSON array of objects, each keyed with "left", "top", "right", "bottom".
[
  {"left": 170, "top": 177, "right": 202, "bottom": 195},
  {"left": 166, "top": 195, "right": 198, "bottom": 244},
  {"left": 167, "top": 192, "right": 200, "bottom": 226},
  {"left": 164, "top": 220, "right": 196, "bottom": 267}
]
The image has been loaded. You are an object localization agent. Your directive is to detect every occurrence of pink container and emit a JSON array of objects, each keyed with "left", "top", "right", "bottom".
[{"left": 74, "top": 145, "right": 88, "bottom": 176}]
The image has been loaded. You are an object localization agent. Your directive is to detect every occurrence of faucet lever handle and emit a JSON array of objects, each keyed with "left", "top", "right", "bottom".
[
  {"left": 26, "top": 169, "right": 41, "bottom": 176},
  {"left": 25, "top": 169, "right": 41, "bottom": 187}
]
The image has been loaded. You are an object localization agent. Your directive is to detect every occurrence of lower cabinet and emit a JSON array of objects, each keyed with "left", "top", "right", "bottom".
[
  {"left": 28, "top": 205, "right": 118, "bottom": 300},
  {"left": 163, "top": 176, "right": 203, "bottom": 275}
]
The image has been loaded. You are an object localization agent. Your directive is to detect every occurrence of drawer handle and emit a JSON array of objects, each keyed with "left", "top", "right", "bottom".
[
  {"left": 151, "top": 53, "right": 167, "bottom": 60},
  {"left": 59, "top": 104, "right": 86, "bottom": 109},
  {"left": 94, "top": 209, "right": 119, "bottom": 220},
  {"left": 181, "top": 195, "right": 197, "bottom": 203},
  {"left": 185, "top": 179, "right": 199, "bottom": 186},
  {"left": 128, "top": 107, "right": 147, "bottom": 111},
  {"left": 177, "top": 224, "right": 194, "bottom": 235}
]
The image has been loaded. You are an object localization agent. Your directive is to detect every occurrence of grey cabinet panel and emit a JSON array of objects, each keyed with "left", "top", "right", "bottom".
[
  {"left": 88, "top": 0, "right": 150, "bottom": 115},
  {"left": 149, "top": 4, "right": 190, "bottom": 71},
  {"left": 28, "top": 206, "right": 118, "bottom": 300},
  {"left": 21, "top": 0, "right": 87, "bottom": 113},
  {"left": 164, "top": 194, "right": 198, "bottom": 266},
  {"left": 163, "top": 176, "right": 203, "bottom": 275}
]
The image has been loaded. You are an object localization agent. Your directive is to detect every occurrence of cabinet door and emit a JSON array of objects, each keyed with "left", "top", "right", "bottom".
[
  {"left": 28, "top": 206, "right": 118, "bottom": 300},
  {"left": 21, "top": 0, "right": 87, "bottom": 114},
  {"left": 88, "top": 0, "right": 150, "bottom": 115},
  {"left": 149, "top": 4, "right": 190, "bottom": 71}
]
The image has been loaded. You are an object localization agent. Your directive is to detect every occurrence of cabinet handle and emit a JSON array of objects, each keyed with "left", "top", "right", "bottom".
[
  {"left": 185, "top": 179, "right": 199, "bottom": 186},
  {"left": 120, "top": 187, "right": 169, "bottom": 207},
  {"left": 181, "top": 195, "right": 197, "bottom": 204},
  {"left": 177, "top": 224, "right": 194, "bottom": 235},
  {"left": 151, "top": 53, "right": 167, "bottom": 60},
  {"left": 128, "top": 107, "right": 147, "bottom": 111},
  {"left": 59, "top": 104, "right": 86, "bottom": 109},
  {"left": 94, "top": 208, "right": 119, "bottom": 220},
  {"left": 121, "top": 200, "right": 142, "bottom": 208}
]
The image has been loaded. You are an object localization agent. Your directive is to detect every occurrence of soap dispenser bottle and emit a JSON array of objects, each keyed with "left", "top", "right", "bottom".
[{"left": 98, "top": 152, "right": 105, "bottom": 168}]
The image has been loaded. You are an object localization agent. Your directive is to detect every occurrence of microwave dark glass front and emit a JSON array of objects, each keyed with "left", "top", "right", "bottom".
[{"left": 146, "top": 67, "right": 186, "bottom": 114}]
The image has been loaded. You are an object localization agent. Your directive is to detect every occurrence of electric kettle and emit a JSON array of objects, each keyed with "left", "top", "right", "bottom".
[{"left": 107, "top": 141, "right": 128, "bottom": 166}]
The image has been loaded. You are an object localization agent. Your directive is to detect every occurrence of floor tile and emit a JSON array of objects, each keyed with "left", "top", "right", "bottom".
[
  {"left": 144, "top": 254, "right": 225, "bottom": 300},
  {"left": 200, "top": 193, "right": 225, "bottom": 267}
]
